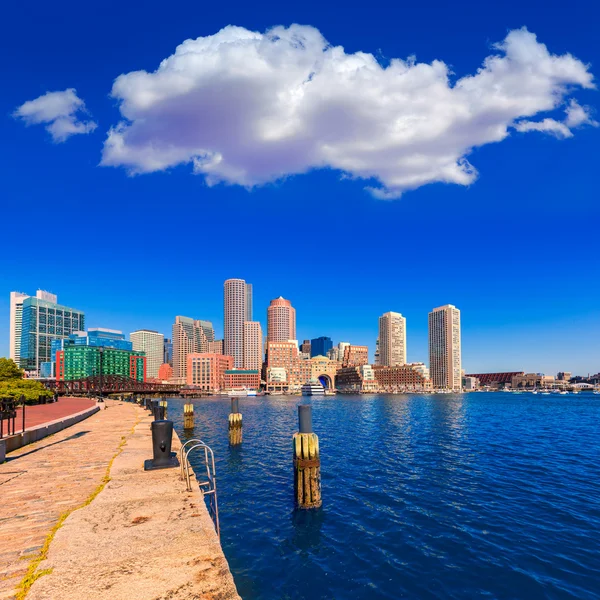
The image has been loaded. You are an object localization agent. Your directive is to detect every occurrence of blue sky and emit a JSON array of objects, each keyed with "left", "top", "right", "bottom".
[{"left": 1, "top": 0, "right": 599, "bottom": 375}]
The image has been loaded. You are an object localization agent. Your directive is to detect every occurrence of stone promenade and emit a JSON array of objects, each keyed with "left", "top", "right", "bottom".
[
  {"left": 0, "top": 400, "right": 239, "bottom": 600},
  {"left": 0, "top": 400, "right": 139, "bottom": 599}
]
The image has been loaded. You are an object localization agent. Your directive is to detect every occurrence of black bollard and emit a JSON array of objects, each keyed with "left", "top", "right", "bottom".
[{"left": 144, "top": 420, "right": 179, "bottom": 470}]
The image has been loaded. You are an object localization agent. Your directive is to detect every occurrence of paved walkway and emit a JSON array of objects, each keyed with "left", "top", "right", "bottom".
[
  {"left": 27, "top": 411, "right": 240, "bottom": 600},
  {"left": 0, "top": 400, "right": 140, "bottom": 600},
  {"left": 10, "top": 397, "right": 96, "bottom": 433}
]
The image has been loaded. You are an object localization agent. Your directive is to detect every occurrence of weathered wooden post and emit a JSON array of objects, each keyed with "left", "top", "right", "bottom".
[
  {"left": 183, "top": 403, "right": 194, "bottom": 429},
  {"left": 160, "top": 398, "right": 168, "bottom": 419},
  {"left": 228, "top": 398, "right": 242, "bottom": 445},
  {"left": 293, "top": 404, "right": 322, "bottom": 509}
]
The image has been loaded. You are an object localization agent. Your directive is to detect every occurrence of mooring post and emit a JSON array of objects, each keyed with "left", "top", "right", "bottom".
[
  {"left": 183, "top": 403, "right": 194, "bottom": 429},
  {"left": 160, "top": 397, "right": 168, "bottom": 419},
  {"left": 228, "top": 397, "right": 242, "bottom": 445},
  {"left": 293, "top": 404, "right": 322, "bottom": 509}
]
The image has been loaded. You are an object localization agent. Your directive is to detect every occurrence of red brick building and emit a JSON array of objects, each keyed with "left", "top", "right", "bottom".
[
  {"left": 186, "top": 353, "right": 234, "bottom": 392},
  {"left": 224, "top": 369, "right": 260, "bottom": 391}
]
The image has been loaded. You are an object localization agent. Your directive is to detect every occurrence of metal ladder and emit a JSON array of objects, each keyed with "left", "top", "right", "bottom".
[{"left": 179, "top": 439, "right": 220, "bottom": 537}]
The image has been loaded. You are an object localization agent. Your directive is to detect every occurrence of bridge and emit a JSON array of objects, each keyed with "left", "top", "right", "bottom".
[{"left": 44, "top": 375, "right": 182, "bottom": 396}]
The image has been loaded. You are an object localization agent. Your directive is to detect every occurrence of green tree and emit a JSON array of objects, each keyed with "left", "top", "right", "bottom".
[
  {"left": 0, "top": 357, "right": 24, "bottom": 381},
  {"left": 0, "top": 357, "right": 52, "bottom": 403}
]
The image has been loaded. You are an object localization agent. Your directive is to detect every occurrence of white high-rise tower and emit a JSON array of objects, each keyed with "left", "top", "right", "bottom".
[
  {"left": 130, "top": 330, "right": 164, "bottom": 379},
  {"left": 428, "top": 304, "right": 461, "bottom": 391},
  {"left": 224, "top": 278, "right": 252, "bottom": 368},
  {"left": 378, "top": 311, "right": 407, "bottom": 367}
]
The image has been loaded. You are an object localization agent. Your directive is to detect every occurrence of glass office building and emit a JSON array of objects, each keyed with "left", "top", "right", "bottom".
[
  {"left": 310, "top": 336, "right": 333, "bottom": 358},
  {"left": 19, "top": 297, "right": 85, "bottom": 372},
  {"left": 56, "top": 346, "right": 146, "bottom": 381}
]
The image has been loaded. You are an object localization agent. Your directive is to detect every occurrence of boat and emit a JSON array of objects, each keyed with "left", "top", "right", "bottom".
[
  {"left": 301, "top": 379, "right": 325, "bottom": 396},
  {"left": 559, "top": 390, "right": 568, "bottom": 395},
  {"left": 531, "top": 389, "right": 538, "bottom": 394},
  {"left": 227, "top": 387, "right": 257, "bottom": 397}
]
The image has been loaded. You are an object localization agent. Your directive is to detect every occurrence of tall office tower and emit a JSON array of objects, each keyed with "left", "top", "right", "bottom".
[
  {"left": 163, "top": 338, "right": 173, "bottom": 366},
  {"left": 267, "top": 297, "right": 296, "bottom": 342},
  {"left": 243, "top": 321, "right": 263, "bottom": 371},
  {"left": 428, "top": 304, "right": 461, "bottom": 390},
  {"left": 172, "top": 316, "right": 215, "bottom": 380},
  {"left": 9, "top": 291, "right": 28, "bottom": 363},
  {"left": 374, "top": 337, "right": 380, "bottom": 366},
  {"left": 19, "top": 293, "right": 85, "bottom": 372},
  {"left": 310, "top": 336, "right": 333, "bottom": 358},
  {"left": 10, "top": 290, "right": 59, "bottom": 365},
  {"left": 208, "top": 339, "right": 224, "bottom": 355},
  {"left": 130, "top": 330, "right": 165, "bottom": 379},
  {"left": 224, "top": 278, "right": 252, "bottom": 368},
  {"left": 378, "top": 312, "right": 407, "bottom": 367}
]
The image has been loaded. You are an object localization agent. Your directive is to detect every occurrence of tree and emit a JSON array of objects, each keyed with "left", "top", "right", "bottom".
[
  {"left": 0, "top": 357, "right": 52, "bottom": 403},
  {"left": 0, "top": 357, "right": 24, "bottom": 381}
]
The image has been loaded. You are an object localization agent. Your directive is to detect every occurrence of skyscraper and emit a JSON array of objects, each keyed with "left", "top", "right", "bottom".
[
  {"left": 224, "top": 278, "right": 252, "bottom": 368},
  {"left": 172, "top": 316, "right": 215, "bottom": 380},
  {"left": 428, "top": 304, "right": 461, "bottom": 391},
  {"left": 19, "top": 293, "right": 85, "bottom": 372},
  {"left": 243, "top": 321, "right": 263, "bottom": 371},
  {"left": 163, "top": 338, "right": 173, "bottom": 366},
  {"left": 378, "top": 312, "right": 406, "bottom": 367},
  {"left": 9, "top": 291, "right": 28, "bottom": 363},
  {"left": 130, "top": 330, "right": 165, "bottom": 379},
  {"left": 310, "top": 336, "right": 333, "bottom": 358},
  {"left": 267, "top": 297, "right": 296, "bottom": 342}
]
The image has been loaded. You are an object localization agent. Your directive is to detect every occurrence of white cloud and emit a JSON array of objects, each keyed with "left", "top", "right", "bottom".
[
  {"left": 514, "top": 118, "right": 573, "bottom": 138},
  {"left": 101, "top": 25, "right": 596, "bottom": 198},
  {"left": 14, "top": 88, "right": 97, "bottom": 142},
  {"left": 564, "top": 99, "right": 597, "bottom": 128}
]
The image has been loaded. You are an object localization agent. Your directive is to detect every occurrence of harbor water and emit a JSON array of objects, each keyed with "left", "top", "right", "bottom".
[{"left": 170, "top": 393, "right": 600, "bottom": 599}]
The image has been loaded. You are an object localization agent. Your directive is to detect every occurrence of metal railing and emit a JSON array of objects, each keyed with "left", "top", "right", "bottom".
[{"left": 179, "top": 439, "right": 220, "bottom": 537}]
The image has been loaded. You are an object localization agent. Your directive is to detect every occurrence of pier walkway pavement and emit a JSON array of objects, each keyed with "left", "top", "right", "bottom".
[
  {"left": 0, "top": 400, "right": 139, "bottom": 599},
  {"left": 0, "top": 399, "right": 239, "bottom": 600}
]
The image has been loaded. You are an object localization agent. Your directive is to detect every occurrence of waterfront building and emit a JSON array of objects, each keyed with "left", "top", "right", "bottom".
[
  {"left": 208, "top": 339, "right": 224, "bottom": 355},
  {"left": 310, "top": 336, "right": 333, "bottom": 358},
  {"left": 172, "top": 316, "right": 215, "bottom": 380},
  {"left": 342, "top": 345, "right": 369, "bottom": 367},
  {"left": 224, "top": 278, "right": 252, "bottom": 368},
  {"left": 163, "top": 338, "right": 173, "bottom": 366},
  {"left": 157, "top": 363, "right": 173, "bottom": 382},
  {"left": 336, "top": 365, "right": 378, "bottom": 393},
  {"left": 224, "top": 369, "right": 260, "bottom": 392},
  {"left": 56, "top": 346, "right": 145, "bottom": 381},
  {"left": 511, "top": 373, "right": 555, "bottom": 389},
  {"left": 557, "top": 371, "right": 572, "bottom": 381},
  {"left": 465, "top": 372, "right": 524, "bottom": 389},
  {"left": 186, "top": 353, "right": 233, "bottom": 392},
  {"left": 373, "top": 363, "right": 433, "bottom": 392},
  {"left": 265, "top": 341, "right": 338, "bottom": 392},
  {"left": 243, "top": 322, "right": 263, "bottom": 371},
  {"left": 19, "top": 293, "right": 85, "bottom": 373},
  {"left": 428, "top": 304, "right": 461, "bottom": 390},
  {"left": 378, "top": 312, "right": 406, "bottom": 367},
  {"left": 300, "top": 340, "right": 311, "bottom": 355},
  {"left": 267, "top": 297, "right": 296, "bottom": 342},
  {"left": 462, "top": 376, "right": 479, "bottom": 390},
  {"left": 130, "top": 330, "right": 164, "bottom": 379}
]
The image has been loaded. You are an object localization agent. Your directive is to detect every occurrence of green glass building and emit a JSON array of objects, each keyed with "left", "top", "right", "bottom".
[{"left": 57, "top": 346, "right": 146, "bottom": 381}]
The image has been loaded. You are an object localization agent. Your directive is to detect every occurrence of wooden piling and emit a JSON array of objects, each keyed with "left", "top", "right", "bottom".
[
  {"left": 183, "top": 403, "right": 194, "bottom": 429},
  {"left": 293, "top": 405, "right": 322, "bottom": 509},
  {"left": 228, "top": 398, "right": 242, "bottom": 446},
  {"left": 159, "top": 399, "right": 168, "bottom": 419}
]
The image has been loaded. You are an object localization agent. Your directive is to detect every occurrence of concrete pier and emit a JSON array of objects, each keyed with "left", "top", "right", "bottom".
[{"left": 0, "top": 400, "right": 239, "bottom": 600}]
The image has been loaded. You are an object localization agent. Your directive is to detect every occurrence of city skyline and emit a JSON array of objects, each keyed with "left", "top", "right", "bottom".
[{"left": 2, "top": 281, "right": 596, "bottom": 377}]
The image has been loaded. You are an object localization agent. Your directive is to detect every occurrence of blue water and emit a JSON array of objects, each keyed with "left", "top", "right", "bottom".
[{"left": 168, "top": 393, "right": 600, "bottom": 599}]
